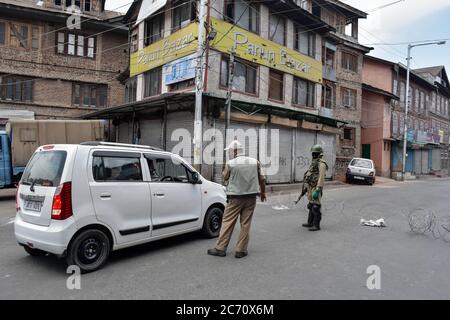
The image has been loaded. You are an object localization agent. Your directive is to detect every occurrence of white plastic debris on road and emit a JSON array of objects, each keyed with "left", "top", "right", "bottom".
[{"left": 360, "top": 218, "right": 386, "bottom": 227}]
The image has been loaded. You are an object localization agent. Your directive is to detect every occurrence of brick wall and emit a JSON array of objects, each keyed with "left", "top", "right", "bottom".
[
  {"left": 0, "top": 11, "right": 127, "bottom": 119},
  {"left": 333, "top": 46, "right": 364, "bottom": 177}
]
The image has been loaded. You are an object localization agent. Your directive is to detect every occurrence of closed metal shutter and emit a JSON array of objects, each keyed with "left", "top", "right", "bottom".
[
  {"left": 422, "top": 150, "right": 429, "bottom": 174},
  {"left": 414, "top": 150, "right": 422, "bottom": 174},
  {"left": 432, "top": 148, "right": 441, "bottom": 171},
  {"left": 208, "top": 120, "right": 261, "bottom": 184},
  {"left": 202, "top": 117, "right": 225, "bottom": 183},
  {"left": 316, "top": 132, "right": 336, "bottom": 179},
  {"left": 117, "top": 121, "right": 131, "bottom": 144},
  {"left": 165, "top": 111, "right": 194, "bottom": 163},
  {"left": 266, "top": 125, "right": 293, "bottom": 184},
  {"left": 139, "top": 119, "right": 163, "bottom": 149},
  {"left": 229, "top": 121, "right": 260, "bottom": 160},
  {"left": 294, "top": 129, "right": 316, "bottom": 182}
]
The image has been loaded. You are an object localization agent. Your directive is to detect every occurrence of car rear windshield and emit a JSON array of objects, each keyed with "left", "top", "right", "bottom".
[
  {"left": 21, "top": 151, "right": 67, "bottom": 187},
  {"left": 351, "top": 159, "right": 373, "bottom": 169}
]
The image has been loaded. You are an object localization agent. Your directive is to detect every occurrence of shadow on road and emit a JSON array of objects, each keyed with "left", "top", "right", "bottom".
[{"left": 108, "top": 231, "right": 205, "bottom": 262}]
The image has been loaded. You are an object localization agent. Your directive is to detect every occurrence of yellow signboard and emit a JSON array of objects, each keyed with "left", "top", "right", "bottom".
[
  {"left": 130, "top": 22, "right": 199, "bottom": 77},
  {"left": 210, "top": 17, "right": 322, "bottom": 84}
]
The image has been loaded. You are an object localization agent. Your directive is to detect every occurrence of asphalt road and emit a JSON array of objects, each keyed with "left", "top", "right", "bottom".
[{"left": 1, "top": 179, "right": 450, "bottom": 300}]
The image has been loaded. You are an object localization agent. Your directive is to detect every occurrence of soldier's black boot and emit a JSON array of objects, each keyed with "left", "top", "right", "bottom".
[
  {"left": 302, "top": 204, "right": 314, "bottom": 228},
  {"left": 309, "top": 204, "right": 322, "bottom": 231}
]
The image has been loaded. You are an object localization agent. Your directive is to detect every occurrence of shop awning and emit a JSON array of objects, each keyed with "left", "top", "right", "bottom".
[{"left": 83, "top": 92, "right": 346, "bottom": 128}]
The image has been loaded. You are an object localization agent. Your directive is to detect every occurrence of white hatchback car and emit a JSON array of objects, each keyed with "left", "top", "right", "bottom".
[
  {"left": 14, "top": 142, "right": 226, "bottom": 272},
  {"left": 346, "top": 158, "right": 376, "bottom": 185}
]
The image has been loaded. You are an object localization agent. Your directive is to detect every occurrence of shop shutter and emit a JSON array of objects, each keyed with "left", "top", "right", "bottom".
[
  {"left": 117, "top": 121, "right": 132, "bottom": 144},
  {"left": 316, "top": 132, "right": 336, "bottom": 179},
  {"left": 266, "top": 125, "right": 293, "bottom": 184},
  {"left": 421, "top": 150, "right": 429, "bottom": 174},
  {"left": 165, "top": 111, "right": 195, "bottom": 164},
  {"left": 294, "top": 129, "right": 316, "bottom": 182},
  {"left": 432, "top": 148, "right": 441, "bottom": 171},
  {"left": 139, "top": 119, "right": 163, "bottom": 149}
]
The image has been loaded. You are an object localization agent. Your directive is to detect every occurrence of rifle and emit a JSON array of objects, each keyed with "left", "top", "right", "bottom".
[{"left": 294, "top": 172, "right": 308, "bottom": 205}]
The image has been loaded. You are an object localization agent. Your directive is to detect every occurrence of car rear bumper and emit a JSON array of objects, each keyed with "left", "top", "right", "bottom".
[
  {"left": 14, "top": 214, "right": 77, "bottom": 256},
  {"left": 346, "top": 174, "right": 375, "bottom": 183}
]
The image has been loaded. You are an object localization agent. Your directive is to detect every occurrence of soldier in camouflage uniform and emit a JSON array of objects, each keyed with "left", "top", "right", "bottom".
[{"left": 302, "top": 145, "right": 328, "bottom": 231}]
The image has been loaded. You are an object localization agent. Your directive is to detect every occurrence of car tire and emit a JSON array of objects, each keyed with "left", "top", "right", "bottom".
[
  {"left": 66, "top": 229, "right": 110, "bottom": 274},
  {"left": 24, "top": 246, "right": 47, "bottom": 257},
  {"left": 201, "top": 206, "right": 223, "bottom": 238}
]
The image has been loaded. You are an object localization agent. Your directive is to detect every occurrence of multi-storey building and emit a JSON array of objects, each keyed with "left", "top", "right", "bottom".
[
  {"left": 362, "top": 55, "right": 450, "bottom": 179},
  {"left": 85, "top": 0, "right": 371, "bottom": 184},
  {"left": 311, "top": 0, "right": 372, "bottom": 178},
  {"left": 0, "top": 0, "right": 128, "bottom": 127}
]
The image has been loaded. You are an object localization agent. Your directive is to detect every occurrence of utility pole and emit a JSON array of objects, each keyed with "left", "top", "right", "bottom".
[
  {"left": 401, "top": 45, "right": 411, "bottom": 181},
  {"left": 401, "top": 40, "right": 446, "bottom": 181},
  {"left": 224, "top": 50, "right": 235, "bottom": 164},
  {"left": 193, "top": 0, "right": 207, "bottom": 170}
]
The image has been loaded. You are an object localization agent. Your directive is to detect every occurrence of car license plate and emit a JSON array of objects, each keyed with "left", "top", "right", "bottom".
[
  {"left": 354, "top": 176, "right": 365, "bottom": 180},
  {"left": 24, "top": 200, "right": 43, "bottom": 212}
]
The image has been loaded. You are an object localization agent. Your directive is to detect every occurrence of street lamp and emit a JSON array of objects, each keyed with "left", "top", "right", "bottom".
[{"left": 401, "top": 40, "right": 446, "bottom": 181}]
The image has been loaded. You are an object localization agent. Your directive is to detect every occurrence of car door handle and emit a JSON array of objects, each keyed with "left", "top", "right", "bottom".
[
  {"left": 154, "top": 193, "right": 165, "bottom": 198},
  {"left": 100, "top": 193, "right": 112, "bottom": 199}
]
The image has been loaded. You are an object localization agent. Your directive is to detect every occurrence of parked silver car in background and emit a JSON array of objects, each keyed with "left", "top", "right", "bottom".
[{"left": 346, "top": 158, "right": 376, "bottom": 185}]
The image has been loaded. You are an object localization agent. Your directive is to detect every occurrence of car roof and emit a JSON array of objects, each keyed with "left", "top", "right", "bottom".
[{"left": 351, "top": 157, "right": 373, "bottom": 161}]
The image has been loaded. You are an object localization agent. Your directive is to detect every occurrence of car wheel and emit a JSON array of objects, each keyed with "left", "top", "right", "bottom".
[
  {"left": 202, "top": 207, "right": 223, "bottom": 238},
  {"left": 24, "top": 246, "right": 47, "bottom": 257},
  {"left": 66, "top": 229, "right": 110, "bottom": 273}
]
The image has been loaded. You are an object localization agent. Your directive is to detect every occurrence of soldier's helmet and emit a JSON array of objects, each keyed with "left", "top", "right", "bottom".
[{"left": 311, "top": 144, "right": 324, "bottom": 154}]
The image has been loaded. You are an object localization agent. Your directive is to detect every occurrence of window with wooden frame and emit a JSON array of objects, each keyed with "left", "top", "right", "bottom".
[
  {"left": 130, "top": 29, "right": 138, "bottom": 53},
  {"left": 220, "top": 56, "right": 257, "bottom": 95},
  {"left": 225, "top": 0, "right": 260, "bottom": 34},
  {"left": 294, "top": 25, "right": 315, "bottom": 57},
  {"left": 1, "top": 22, "right": 40, "bottom": 50},
  {"left": 268, "top": 69, "right": 284, "bottom": 102},
  {"left": 322, "top": 83, "right": 334, "bottom": 109},
  {"left": 292, "top": 77, "right": 315, "bottom": 107},
  {"left": 0, "top": 75, "right": 34, "bottom": 102},
  {"left": 57, "top": 31, "right": 95, "bottom": 58},
  {"left": 322, "top": 45, "right": 335, "bottom": 69},
  {"left": 341, "top": 87, "right": 356, "bottom": 108},
  {"left": 0, "top": 22, "right": 5, "bottom": 46},
  {"left": 59, "top": 0, "right": 91, "bottom": 12},
  {"left": 144, "top": 67, "right": 162, "bottom": 98},
  {"left": 144, "top": 11, "right": 164, "bottom": 46},
  {"left": 420, "top": 91, "right": 425, "bottom": 114},
  {"left": 73, "top": 83, "right": 107, "bottom": 107},
  {"left": 268, "top": 13, "right": 286, "bottom": 46},
  {"left": 169, "top": 79, "right": 195, "bottom": 92},
  {"left": 342, "top": 127, "right": 355, "bottom": 147},
  {"left": 172, "top": 0, "right": 196, "bottom": 31},
  {"left": 341, "top": 51, "right": 358, "bottom": 72},
  {"left": 125, "top": 77, "right": 137, "bottom": 103}
]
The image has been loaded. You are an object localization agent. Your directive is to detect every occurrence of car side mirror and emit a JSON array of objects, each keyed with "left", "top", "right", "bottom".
[{"left": 191, "top": 172, "right": 202, "bottom": 184}]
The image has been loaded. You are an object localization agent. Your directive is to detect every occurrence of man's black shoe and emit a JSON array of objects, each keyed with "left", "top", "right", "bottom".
[
  {"left": 309, "top": 226, "right": 320, "bottom": 231},
  {"left": 207, "top": 248, "right": 226, "bottom": 257},
  {"left": 235, "top": 251, "right": 248, "bottom": 259},
  {"left": 302, "top": 224, "right": 313, "bottom": 228}
]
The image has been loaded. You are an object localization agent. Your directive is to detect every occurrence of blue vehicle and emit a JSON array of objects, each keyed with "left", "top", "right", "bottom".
[{"left": 0, "top": 131, "right": 13, "bottom": 188}]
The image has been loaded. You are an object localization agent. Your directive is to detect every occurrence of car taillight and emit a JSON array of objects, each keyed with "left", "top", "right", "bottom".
[
  {"left": 15, "top": 189, "right": 19, "bottom": 212},
  {"left": 51, "top": 182, "right": 73, "bottom": 220}
]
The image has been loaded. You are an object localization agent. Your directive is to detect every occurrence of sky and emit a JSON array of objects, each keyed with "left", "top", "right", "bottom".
[{"left": 105, "top": 0, "right": 450, "bottom": 73}]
